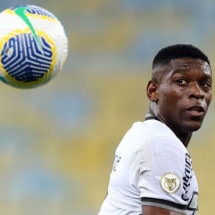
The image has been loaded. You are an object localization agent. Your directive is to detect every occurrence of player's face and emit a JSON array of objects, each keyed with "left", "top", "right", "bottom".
[{"left": 156, "top": 58, "right": 212, "bottom": 133}]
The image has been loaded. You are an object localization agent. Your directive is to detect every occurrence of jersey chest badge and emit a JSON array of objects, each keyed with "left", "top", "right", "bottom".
[{"left": 160, "top": 173, "right": 181, "bottom": 194}]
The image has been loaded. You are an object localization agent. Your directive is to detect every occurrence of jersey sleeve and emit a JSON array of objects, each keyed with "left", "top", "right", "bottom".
[{"left": 129, "top": 135, "right": 188, "bottom": 213}]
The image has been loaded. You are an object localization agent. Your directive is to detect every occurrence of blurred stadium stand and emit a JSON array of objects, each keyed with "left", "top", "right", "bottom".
[{"left": 0, "top": 0, "right": 214, "bottom": 214}]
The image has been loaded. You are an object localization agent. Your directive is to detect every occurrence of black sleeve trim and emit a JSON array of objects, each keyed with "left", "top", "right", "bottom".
[{"left": 141, "top": 197, "right": 187, "bottom": 210}]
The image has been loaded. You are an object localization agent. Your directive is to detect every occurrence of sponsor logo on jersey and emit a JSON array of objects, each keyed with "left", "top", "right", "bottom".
[
  {"left": 160, "top": 173, "right": 181, "bottom": 194},
  {"left": 182, "top": 153, "right": 192, "bottom": 201}
]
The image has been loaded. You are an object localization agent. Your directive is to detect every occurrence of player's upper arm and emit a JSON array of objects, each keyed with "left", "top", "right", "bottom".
[{"left": 142, "top": 206, "right": 185, "bottom": 215}]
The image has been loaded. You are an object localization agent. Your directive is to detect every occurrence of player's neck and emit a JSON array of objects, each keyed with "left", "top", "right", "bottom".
[
  {"left": 146, "top": 109, "right": 192, "bottom": 148},
  {"left": 173, "top": 130, "right": 192, "bottom": 148}
]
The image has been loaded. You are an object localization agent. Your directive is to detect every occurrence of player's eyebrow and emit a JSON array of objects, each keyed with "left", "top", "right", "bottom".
[
  {"left": 168, "top": 63, "right": 211, "bottom": 75},
  {"left": 169, "top": 68, "right": 192, "bottom": 76}
]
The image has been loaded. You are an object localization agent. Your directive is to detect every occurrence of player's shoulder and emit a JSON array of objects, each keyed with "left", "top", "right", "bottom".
[
  {"left": 116, "top": 119, "right": 186, "bottom": 156},
  {"left": 131, "top": 119, "right": 176, "bottom": 138},
  {"left": 130, "top": 120, "right": 185, "bottom": 151}
]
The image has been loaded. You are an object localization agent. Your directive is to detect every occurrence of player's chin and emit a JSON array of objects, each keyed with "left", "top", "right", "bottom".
[
  {"left": 182, "top": 114, "right": 207, "bottom": 131},
  {"left": 183, "top": 120, "right": 204, "bottom": 132}
]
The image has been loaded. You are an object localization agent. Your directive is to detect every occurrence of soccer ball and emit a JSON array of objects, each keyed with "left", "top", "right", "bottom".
[{"left": 0, "top": 5, "right": 68, "bottom": 89}]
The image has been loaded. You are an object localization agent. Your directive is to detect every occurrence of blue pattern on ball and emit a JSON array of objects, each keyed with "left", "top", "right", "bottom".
[
  {"left": 1, "top": 33, "right": 52, "bottom": 82},
  {"left": 10, "top": 5, "right": 57, "bottom": 19}
]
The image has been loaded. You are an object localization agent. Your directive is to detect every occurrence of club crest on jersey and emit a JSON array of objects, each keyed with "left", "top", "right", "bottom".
[{"left": 160, "top": 173, "right": 181, "bottom": 194}]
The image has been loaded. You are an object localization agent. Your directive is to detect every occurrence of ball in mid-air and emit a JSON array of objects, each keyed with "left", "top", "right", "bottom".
[{"left": 0, "top": 5, "right": 68, "bottom": 89}]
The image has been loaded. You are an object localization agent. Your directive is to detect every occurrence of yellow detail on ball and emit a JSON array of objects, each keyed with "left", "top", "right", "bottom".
[{"left": 0, "top": 5, "right": 68, "bottom": 89}]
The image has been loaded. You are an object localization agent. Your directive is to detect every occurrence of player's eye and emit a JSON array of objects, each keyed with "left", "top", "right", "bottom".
[
  {"left": 176, "top": 79, "right": 187, "bottom": 85},
  {"left": 200, "top": 82, "right": 211, "bottom": 90},
  {"left": 203, "top": 83, "right": 210, "bottom": 87}
]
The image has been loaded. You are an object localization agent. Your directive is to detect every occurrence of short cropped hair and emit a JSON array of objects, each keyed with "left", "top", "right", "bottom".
[{"left": 152, "top": 44, "right": 210, "bottom": 68}]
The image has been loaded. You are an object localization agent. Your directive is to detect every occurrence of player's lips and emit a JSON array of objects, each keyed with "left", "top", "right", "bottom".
[{"left": 185, "top": 105, "right": 205, "bottom": 117}]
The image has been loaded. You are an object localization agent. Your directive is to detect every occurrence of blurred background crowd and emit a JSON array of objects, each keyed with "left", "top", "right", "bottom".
[{"left": 0, "top": 0, "right": 215, "bottom": 214}]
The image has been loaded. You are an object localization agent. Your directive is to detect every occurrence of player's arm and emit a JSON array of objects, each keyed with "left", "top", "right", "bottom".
[{"left": 142, "top": 206, "right": 185, "bottom": 215}]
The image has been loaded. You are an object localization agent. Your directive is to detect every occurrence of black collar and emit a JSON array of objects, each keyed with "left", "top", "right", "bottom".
[{"left": 145, "top": 113, "right": 160, "bottom": 121}]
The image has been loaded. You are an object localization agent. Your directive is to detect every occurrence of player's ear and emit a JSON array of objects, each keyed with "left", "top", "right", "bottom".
[{"left": 146, "top": 80, "right": 158, "bottom": 102}]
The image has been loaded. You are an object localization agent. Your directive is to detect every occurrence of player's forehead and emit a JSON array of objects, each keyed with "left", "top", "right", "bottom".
[{"left": 168, "top": 58, "right": 211, "bottom": 75}]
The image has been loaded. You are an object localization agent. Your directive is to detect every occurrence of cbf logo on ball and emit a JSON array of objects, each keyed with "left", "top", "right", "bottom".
[{"left": 0, "top": 5, "right": 68, "bottom": 89}]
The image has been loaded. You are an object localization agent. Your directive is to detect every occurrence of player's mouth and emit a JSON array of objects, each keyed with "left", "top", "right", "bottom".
[{"left": 185, "top": 105, "right": 205, "bottom": 117}]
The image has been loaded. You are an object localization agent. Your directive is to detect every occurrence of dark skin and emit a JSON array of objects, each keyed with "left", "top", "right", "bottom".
[
  {"left": 142, "top": 206, "right": 184, "bottom": 215},
  {"left": 143, "top": 57, "right": 212, "bottom": 214}
]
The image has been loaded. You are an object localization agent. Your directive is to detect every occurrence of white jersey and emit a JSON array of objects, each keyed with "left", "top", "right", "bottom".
[{"left": 98, "top": 119, "right": 198, "bottom": 215}]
